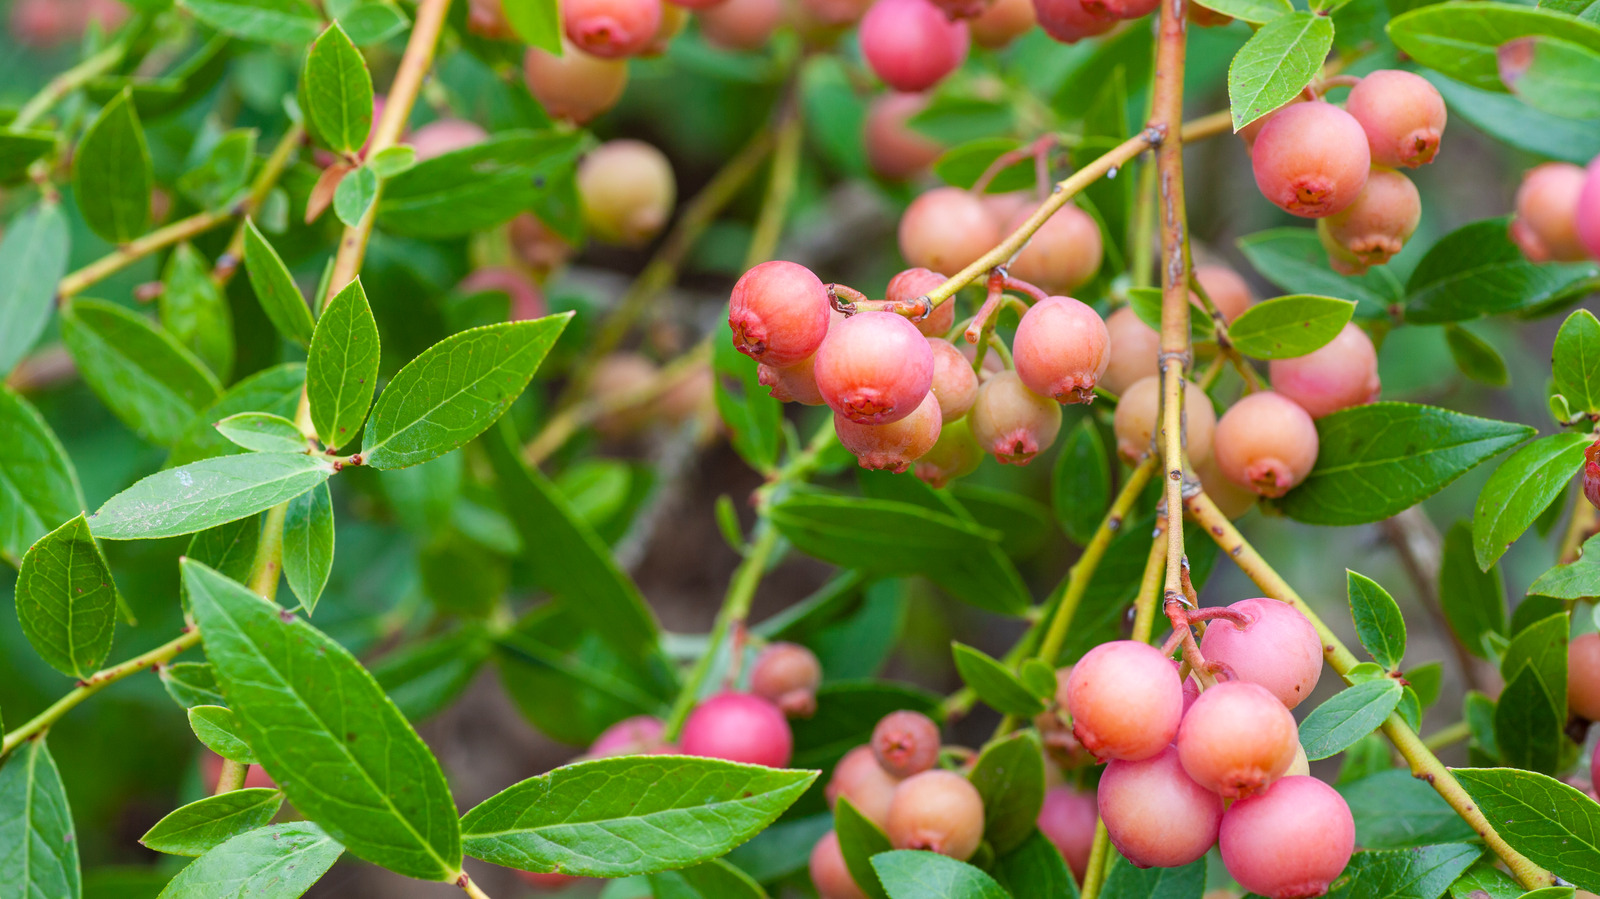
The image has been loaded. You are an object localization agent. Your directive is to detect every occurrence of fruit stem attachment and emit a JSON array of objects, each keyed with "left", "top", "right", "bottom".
[{"left": 458, "top": 873, "right": 495, "bottom": 899}]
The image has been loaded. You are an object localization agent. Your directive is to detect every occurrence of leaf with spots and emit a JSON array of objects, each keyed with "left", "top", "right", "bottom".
[{"left": 307, "top": 278, "right": 380, "bottom": 451}]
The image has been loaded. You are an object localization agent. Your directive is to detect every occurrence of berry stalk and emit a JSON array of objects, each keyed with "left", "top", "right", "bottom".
[
  {"left": 213, "top": 759, "right": 248, "bottom": 796},
  {"left": 744, "top": 87, "right": 805, "bottom": 269}
]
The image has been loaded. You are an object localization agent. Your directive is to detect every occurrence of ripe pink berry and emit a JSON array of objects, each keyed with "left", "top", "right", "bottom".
[
  {"left": 408, "top": 118, "right": 488, "bottom": 161},
  {"left": 589, "top": 715, "right": 668, "bottom": 756},
  {"left": 1268, "top": 323, "right": 1380, "bottom": 419},
  {"left": 927, "top": 338, "right": 979, "bottom": 422},
  {"left": 827, "top": 745, "right": 903, "bottom": 826},
  {"left": 859, "top": 0, "right": 970, "bottom": 92},
  {"left": 865, "top": 92, "right": 943, "bottom": 181},
  {"left": 699, "top": 0, "right": 783, "bottom": 49},
  {"left": 578, "top": 139, "right": 676, "bottom": 245},
  {"left": 1251, "top": 102, "right": 1371, "bottom": 218},
  {"left": 885, "top": 770, "right": 986, "bottom": 859},
  {"left": 811, "top": 831, "right": 870, "bottom": 899},
  {"left": 1081, "top": 0, "right": 1156, "bottom": 20},
  {"left": 1576, "top": 157, "right": 1600, "bottom": 261},
  {"left": 970, "top": 0, "right": 1036, "bottom": 47},
  {"left": 914, "top": 417, "right": 983, "bottom": 487},
  {"left": 900, "top": 187, "right": 1001, "bottom": 274},
  {"left": 872, "top": 710, "right": 942, "bottom": 777},
  {"left": 750, "top": 642, "right": 823, "bottom": 716},
  {"left": 887, "top": 268, "right": 955, "bottom": 337},
  {"left": 1198, "top": 599, "right": 1322, "bottom": 709},
  {"left": 523, "top": 42, "right": 629, "bottom": 125},
  {"left": 1570, "top": 632, "right": 1600, "bottom": 721},
  {"left": 1219, "top": 776, "right": 1355, "bottom": 899},
  {"left": 1319, "top": 167, "right": 1421, "bottom": 274},
  {"left": 1192, "top": 264, "right": 1253, "bottom": 323},
  {"left": 1176, "top": 681, "right": 1299, "bottom": 799},
  {"left": 1098, "top": 745, "right": 1224, "bottom": 868},
  {"left": 458, "top": 266, "right": 547, "bottom": 322},
  {"left": 1238, "top": 94, "right": 1307, "bottom": 150},
  {"left": 969, "top": 370, "right": 1062, "bottom": 465},
  {"left": 1013, "top": 297, "right": 1111, "bottom": 404},
  {"left": 835, "top": 392, "right": 943, "bottom": 472},
  {"left": 1510, "top": 163, "right": 1588, "bottom": 263},
  {"left": 1037, "top": 786, "right": 1097, "bottom": 881},
  {"left": 815, "top": 311, "right": 935, "bottom": 424},
  {"left": 680, "top": 692, "right": 793, "bottom": 767},
  {"left": 1031, "top": 0, "right": 1114, "bottom": 43},
  {"left": 1213, "top": 391, "right": 1320, "bottom": 497},
  {"left": 563, "top": 0, "right": 664, "bottom": 57},
  {"left": 1112, "top": 375, "right": 1216, "bottom": 466},
  {"left": 510, "top": 213, "right": 575, "bottom": 272},
  {"left": 1067, "top": 640, "right": 1183, "bottom": 761},
  {"left": 1006, "top": 205, "right": 1104, "bottom": 295},
  {"left": 729, "top": 261, "right": 832, "bottom": 367},
  {"left": 1345, "top": 70, "right": 1447, "bottom": 169},
  {"left": 1102, "top": 306, "right": 1160, "bottom": 396},
  {"left": 760, "top": 355, "right": 826, "bottom": 405},
  {"left": 517, "top": 870, "right": 584, "bottom": 890}
]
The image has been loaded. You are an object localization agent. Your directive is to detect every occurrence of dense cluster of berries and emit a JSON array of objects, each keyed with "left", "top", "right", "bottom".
[{"left": 1511, "top": 156, "right": 1600, "bottom": 264}]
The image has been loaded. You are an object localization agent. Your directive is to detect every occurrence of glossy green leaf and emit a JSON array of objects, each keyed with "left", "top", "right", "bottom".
[
  {"left": 1298, "top": 678, "right": 1403, "bottom": 760},
  {"left": 184, "top": 520, "right": 261, "bottom": 619},
  {"left": 159, "top": 661, "right": 228, "bottom": 710},
  {"left": 1529, "top": 534, "right": 1600, "bottom": 599},
  {"left": 1228, "top": 295, "right": 1356, "bottom": 360},
  {"left": 724, "top": 814, "right": 831, "bottom": 885},
  {"left": 951, "top": 644, "right": 1043, "bottom": 718},
  {"left": 334, "top": 165, "right": 378, "bottom": 229},
  {"left": 1501, "top": 613, "right": 1567, "bottom": 715},
  {"left": 92, "top": 453, "right": 335, "bottom": 540},
  {"left": 187, "top": 705, "right": 257, "bottom": 764},
  {"left": 872, "top": 851, "right": 1008, "bottom": 899},
  {"left": 302, "top": 24, "right": 371, "bottom": 155},
  {"left": 713, "top": 320, "right": 784, "bottom": 474},
  {"left": 1406, "top": 218, "right": 1600, "bottom": 324},
  {"left": 1388, "top": 2, "right": 1600, "bottom": 91},
  {"left": 969, "top": 730, "right": 1046, "bottom": 854},
  {"left": 183, "top": 561, "right": 461, "bottom": 880},
  {"left": 1428, "top": 71, "right": 1600, "bottom": 165},
  {"left": 168, "top": 365, "right": 308, "bottom": 467},
  {"left": 1236, "top": 228, "right": 1400, "bottom": 317},
  {"left": 0, "top": 388, "right": 84, "bottom": 567},
  {"left": 73, "top": 90, "right": 152, "bottom": 244},
  {"left": 1229, "top": 13, "right": 1335, "bottom": 130},
  {"left": 1348, "top": 570, "right": 1406, "bottom": 669},
  {"left": 155, "top": 822, "right": 342, "bottom": 898},
  {"left": 1339, "top": 769, "right": 1477, "bottom": 849},
  {"left": 160, "top": 243, "right": 234, "bottom": 381},
  {"left": 1324, "top": 844, "right": 1481, "bottom": 899},
  {"left": 1444, "top": 325, "right": 1509, "bottom": 388},
  {"left": 282, "top": 482, "right": 333, "bottom": 614},
  {"left": 377, "top": 131, "right": 585, "bottom": 238},
  {"left": 139, "top": 789, "right": 284, "bottom": 857},
  {"left": 649, "top": 859, "right": 767, "bottom": 899},
  {"left": 951, "top": 485, "right": 1053, "bottom": 561},
  {"left": 372, "top": 626, "right": 493, "bottom": 722},
  {"left": 16, "top": 515, "right": 119, "bottom": 679},
  {"left": 0, "top": 131, "right": 54, "bottom": 183},
  {"left": 1438, "top": 521, "right": 1506, "bottom": 659},
  {"left": 214, "top": 413, "right": 307, "bottom": 453},
  {"left": 1100, "top": 853, "right": 1205, "bottom": 899},
  {"left": 242, "top": 221, "right": 316, "bottom": 348},
  {"left": 177, "top": 129, "right": 256, "bottom": 212},
  {"left": 1194, "top": 0, "right": 1290, "bottom": 22},
  {"left": 0, "top": 202, "right": 71, "bottom": 376},
  {"left": 307, "top": 278, "right": 380, "bottom": 451},
  {"left": 0, "top": 738, "right": 79, "bottom": 899},
  {"left": 1473, "top": 433, "right": 1590, "bottom": 570},
  {"left": 178, "top": 0, "right": 324, "bottom": 44},
  {"left": 1555, "top": 310, "right": 1600, "bottom": 415},
  {"left": 327, "top": 0, "right": 409, "bottom": 43},
  {"left": 363, "top": 314, "right": 572, "bottom": 470},
  {"left": 1495, "top": 663, "right": 1562, "bottom": 774},
  {"left": 1128, "top": 286, "right": 1214, "bottom": 340},
  {"left": 1018, "top": 659, "right": 1057, "bottom": 700},
  {"left": 836, "top": 797, "right": 892, "bottom": 899},
  {"left": 1454, "top": 768, "right": 1600, "bottom": 891},
  {"left": 502, "top": 0, "right": 562, "bottom": 53},
  {"left": 1277, "top": 403, "right": 1534, "bottom": 525},
  {"left": 1448, "top": 863, "right": 1523, "bottom": 899},
  {"left": 61, "top": 299, "right": 222, "bottom": 446},
  {"left": 1053, "top": 419, "right": 1110, "bottom": 545},
  {"left": 1501, "top": 36, "right": 1600, "bottom": 119},
  {"left": 792, "top": 681, "right": 943, "bottom": 770},
  {"left": 992, "top": 829, "right": 1078, "bottom": 899}
]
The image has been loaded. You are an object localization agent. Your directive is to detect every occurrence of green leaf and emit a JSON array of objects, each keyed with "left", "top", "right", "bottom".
[
  {"left": 792, "top": 682, "right": 943, "bottom": 770},
  {"left": 0, "top": 387, "right": 85, "bottom": 566},
  {"left": 460, "top": 755, "right": 815, "bottom": 878},
  {"left": 302, "top": 24, "right": 372, "bottom": 155},
  {"left": 1453, "top": 768, "right": 1600, "bottom": 891},
  {"left": 178, "top": 0, "right": 325, "bottom": 44},
  {"left": 951, "top": 644, "right": 1044, "bottom": 718},
  {"left": 1275, "top": 403, "right": 1535, "bottom": 526},
  {"left": 724, "top": 813, "right": 832, "bottom": 885},
  {"left": 139, "top": 789, "right": 284, "bottom": 857},
  {"left": 1439, "top": 521, "right": 1506, "bottom": 659},
  {"left": 327, "top": 0, "right": 409, "bottom": 44},
  {"left": 177, "top": 129, "right": 256, "bottom": 212},
  {"left": 1501, "top": 612, "right": 1567, "bottom": 713},
  {"left": 214, "top": 413, "right": 307, "bottom": 453},
  {"left": 1053, "top": 419, "right": 1110, "bottom": 545},
  {"left": 1099, "top": 853, "right": 1205, "bottom": 899},
  {"left": 1298, "top": 678, "right": 1404, "bottom": 760},
  {"left": 1348, "top": 570, "right": 1406, "bottom": 669},
  {"left": 1405, "top": 218, "right": 1600, "bottom": 324},
  {"left": 968, "top": 731, "right": 1046, "bottom": 855},
  {"left": 92, "top": 453, "right": 335, "bottom": 540},
  {"left": 187, "top": 705, "right": 257, "bottom": 763},
  {"left": 0, "top": 738, "right": 80, "bottom": 899},
  {"left": 159, "top": 661, "right": 228, "bottom": 709},
  {"left": 155, "top": 822, "right": 342, "bottom": 898},
  {"left": 934, "top": 139, "right": 1034, "bottom": 194},
  {"left": 1555, "top": 310, "right": 1600, "bottom": 415},
  {"left": 1501, "top": 36, "right": 1600, "bottom": 119},
  {"left": 1388, "top": 2, "right": 1600, "bottom": 91},
  {"left": 160, "top": 244, "right": 234, "bottom": 381},
  {"left": 282, "top": 482, "right": 333, "bottom": 614},
  {"left": 1194, "top": 0, "right": 1290, "bottom": 22},
  {"left": 61, "top": 299, "right": 222, "bottom": 447},
  {"left": 495, "top": 610, "right": 668, "bottom": 745},
  {"left": 836, "top": 798, "right": 892, "bottom": 899},
  {"left": 1495, "top": 664, "right": 1563, "bottom": 774},
  {"left": 16, "top": 515, "right": 119, "bottom": 679},
  {"left": 1444, "top": 325, "right": 1509, "bottom": 388},
  {"left": 307, "top": 278, "right": 380, "bottom": 451},
  {"left": 1018, "top": 660, "right": 1057, "bottom": 700},
  {"left": 502, "top": 0, "right": 563, "bottom": 53},
  {"left": 1529, "top": 534, "right": 1600, "bottom": 599},
  {"left": 992, "top": 829, "right": 1078, "bottom": 899},
  {"left": 368, "top": 146, "right": 416, "bottom": 179},
  {"left": 649, "top": 859, "right": 767, "bottom": 899},
  {"left": 1237, "top": 228, "right": 1400, "bottom": 317},
  {"left": 372, "top": 626, "right": 493, "bottom": 722},
  {"left": 1129, "top": 286, "right": 1214, "bottom": 339},
  {"left": 1449, "top": 863, "right": 1523, "bottom": 899},
  {"left": 872, "top": 851, "right": 1009, "bottom": 899},
  {"left": 362, "top": 315, "right": 571, "bottom": 470},
  {"left": 168, "top": 364, "right": 308, "bottom": 467},
  {"left": 1324, "top": 844, "right": 1482, "bottom": 899},
  {"left": 1472, "top": 433, "right": 1591, "bottom": 570},
  {"left": 242, "top": 221, "right": 316, "bottom": 348},
  {"left": 1428, "top": 71, "right": 1600, "bottom": 165},
  {"left": 0, "top": 131, "right": 55, "bottom": 184},
  {"left": 0, "top": 202, "right": 71, "bottom": 376},
  {"left": 1227, "top": 295, "right": 1356, "bottom": 360},
  {"left": 377, "top": 131, "right": 585, "bottom": 239},
  {"left": 713, "top": 320, "right": 784, "bottom": 473},
  {"left": 72, "top": 89, "right": 152, "bottom": 244},
  {"left": 1228, "top": 13, "right": 1335, "bottom": 131},
  {"left": 182, "top": 561, "right": 462, "bottom": 880},
  {"left": 333, "top": 164, "right": 378, "bottom": 227},
  {"left": 1339, "top": 769, "right": 1477, "bottom": 849}
]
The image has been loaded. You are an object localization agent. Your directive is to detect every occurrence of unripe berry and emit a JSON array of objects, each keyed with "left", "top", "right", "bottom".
[
  {"left": 827, "top": 745, "right": 903, "bottom": 826},
  {"left": 970, "top": 0, "right": 1036, "bottom": 47},
  {"left": 1112, "top": 375, "right": 1216, "bottom": 466},
  {"left": 680, "top": 692, "right": 793, "bottom": 767},
  {"left": 563, "top": 0, "right": 664, "bottom": 57},
  {"left": 591, "top": 353, "right": 661, "bottom": 437},
  {"left": 1219, "top": 776, "right": 1355, "bottom": 899},
  {"left": 590, "top": 715, "right": 668, "bottom": 756},
  {"left": 1081, "top": 0, "right": 1156, "bottom": 21},
  {"left": 1066, "top": 640, "right": 1183, "bottom": 761},
  {"left": 1345, "top": 70, "right": 1447, "bottom": 169},
  {"left": 643, "top": 1, "right": 687, "bottom": 53},
  {"left": 885, "top": 770, "right": 986, "bottom": 859},
  {"left": 1198, "top": 599, "right": 1322, "bottom": 709},
  {"left": 1102, "top": 306, "right": 1161, "bottom": 396},
  {"left": 866, "top": 94, "right": 944, "bottom": 181},
  {"left": 815, "top": 311, "right": 935, "bottom": 424},
  {"left": 859, "top": 0, "right": 970, "bottom": 92},
  {"left": 1098, "top": 745, "right": 1224, "bottom": 868},
  {"left": 1006, "top": 206, "right": 1103, "bottom": 295},
  {"left": 928, "top": 338, "right": 979, "bottom": 422},
  {"left": 1213, "top": 391, "right": 1319, "bottom": 497},
  {"left": 811, "top": 831, "right": 870, "bottom": 899},
  {"left": 1251, "top": 102, "right": 1371, "bottom": 218},
  {"left": 836, "top": 392, "right": 943, "bottom": 472},
  {"left": 510, "top": 213, "right": 576, "bottom": 272},
  {"left": 408, "top": 118, "right": 488, "bottom": 161},
  {"left": 1177, "top": 681, "right": 1298, "bottom": 799},
  {"left": 1286, "top": 742, "right": 1310, "bottom": 778},
  {"left": 1194, "top": 452, "right": 1259, "bottom": 519},
  {"left": 1032, "top": 0, "right": 1115, "bottom": 43},
  {"left": 1578, "top": 158, "right": 1600, "bottom": 261},
  {"left": 458, "top": 266, "right": 547, "bottom": 322},
  {"left": 699, "top": 0, "right": 783, "bottom": 48},
  {"left": 888, "top": 267, "right": 955, "bottom": 337},
  {"left": 1510, "top": 163, "right": 1588, "bottom": 263},
  {"left": 750, "top": 641, "right": 823, "bottom": 716},
  {"left": 760, "top": 355, "right": 826, "bottom": 405},
  {"left": 1013, "top": 297, "right": 1111, "bottom": 404},
  {"left": 729, "top": 260, "right": 832, "bottom": 367},
  {"left": 1268, "top": 323, "right": 1380, "bottom": 419},
  {"left": 900, "top": 187, "right": 1001, "bottom": 273},
  {"left": 915, "top": 416, "right": 983, "bottom": 487},
  {"left": 969, "top": 370, "right": 1063, "bottom": 465},
  {"left": 1192, "top": 264, "right": 1253, "bottom": 323},
  {"left": 1319, "top": 167, "right": 1421, "bottom": 274},
  {"left": 523, "top": 42, "right": 629, "bottom": 124},
  {"left": 872, "top": 710, "right": 942, "bottom": 777},
  {"left": 1037, "top": 786, "right": 1097, "bottom": 880},
  {"left": 578, "top": 139, "right": 676, "bottom": 245},
  {"left": 1569, "top": 632, "right": 1600, "bottom": 721}
]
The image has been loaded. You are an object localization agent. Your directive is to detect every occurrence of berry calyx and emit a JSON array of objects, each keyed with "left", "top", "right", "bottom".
[
  {"left": 1212, "top": 391, "right": 1319, "bottom": 497},
  {"left": 1268, "top": 323, "right": 1380, "bottom": 419},
  {"left": 730, "top": 261, "right": 832, "bottom": 367},
  {"left": 900, "top": 187, "right": 1002, "bottom": 274},
  {"left": 1066, "top": 640, "right": 1183, "bottom": 761},
  {"left": 563, "top": 0, "right": 664, "bottom": 57},
  {"left": 827, "top": 745, "right": 903, "bottom": 826},
  {"left": 1197, "top": 598, "right": 1323, "bottom": 709},
  {"left": 750, "top": 642, "right": 823, "bottom": 716},
  {"left": 1344, "top": 70, "right": 1447, "bottom": 169},
  {"left": 680, "top": 692, "right": 793, "bottom": 767},
  {"left": 871, "top": 709, "right": 942, "bottom": 777},
  {"left": 814, "top": 311, "right": 935, "bottom": 424},
  {"left": 1012, "top": 296, "right": 1111, "bottom": 404},
  {"left": 969, "top": 370, "right": 1063, "bottom": 465},
  {"left": 578, "top": 139, "right": 676, "bottom": 245},
  {"left": 859, "top": 0, "right": 970, "bottom": 92},
  {"left": 884, "top": 769, "right": 986, "bottom": 859},
  {"left": 1251, "top": 102, "right": 1371, "bottom": 218},
  {"left": 1098, "top": 744, "right": 1224, "bottom": 868},
  {"left": 1219, "top": 776, "right": 1355, "bottom": 899},
  {"left": 1319, "top": 167, "right": 1420, "bottom": 274},
  {"left": 1111, "top": 375, "right": 1216, "bottom": 466},
  {"left": 1176, "top": 680, "right": 1299, "bottom": 799},
  {"left": 835, "top": 392, "right": 943, "bottom": 471}
]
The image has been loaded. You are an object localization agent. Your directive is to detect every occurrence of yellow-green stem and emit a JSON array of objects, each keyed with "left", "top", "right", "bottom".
[
  {"left": 1078, "top": 819, "right": 1113, "bottom": 899},
  {"left": 249, "top": 503, "right": 290, "bottom": 600},
  {"left": 58, "top": 210, "right": 232, "bottom": 300},
  {"left": 213, "top": 759, "right": 248, "bottom": 795},
  {"left": 11, "top": 38, "right": 129, "bottom": 131}
]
